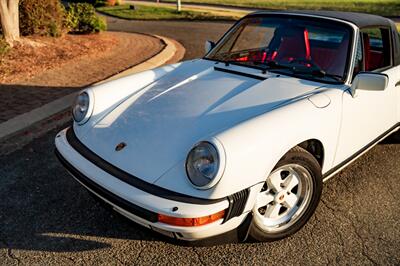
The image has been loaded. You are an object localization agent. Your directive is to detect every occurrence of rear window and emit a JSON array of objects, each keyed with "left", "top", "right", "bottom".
[{"left": 308, "top": 27, "right": 348, "bottom": 44}]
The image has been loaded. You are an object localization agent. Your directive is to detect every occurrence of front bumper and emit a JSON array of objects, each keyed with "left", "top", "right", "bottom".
[{"left": 55, "top": 127, "right": 252, "bottom": 241}]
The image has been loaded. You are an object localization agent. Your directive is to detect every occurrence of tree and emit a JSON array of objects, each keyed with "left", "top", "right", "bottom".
[
  {"left": 0, "top": 0, "right": 20, "bottom": 46},
  {"left": 176, "top": 0, "right": 181, "bottom": 12}
]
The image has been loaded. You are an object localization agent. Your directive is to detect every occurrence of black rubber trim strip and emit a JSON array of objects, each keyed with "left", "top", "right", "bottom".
[
  {"left": 223, "top": 188, "right": 250, "bottom": 223},
  {"left": 323, "top": 123, "right": 399, "bottom": 178},
  {"left": 65, "top": 127, "right": 226, "bottom": 205},
  {"left": 214, "top": 66, "right": 267, "bottom": 81},
  {"left": 55, "top": 149, "right": 159, "bottom": 223}
]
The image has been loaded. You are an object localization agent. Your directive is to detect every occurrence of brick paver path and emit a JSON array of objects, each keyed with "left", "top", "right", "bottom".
[{"left": 0, "top": 32, "right": 164, "bottom": 123}]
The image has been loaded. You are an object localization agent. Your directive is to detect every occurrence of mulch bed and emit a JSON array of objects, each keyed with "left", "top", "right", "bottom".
[
  {"left": 0, "top": 33, "right": 118, "bottom": 83},
  {"left": 0, "top": 32, "right": 165, "bottom": 123}
]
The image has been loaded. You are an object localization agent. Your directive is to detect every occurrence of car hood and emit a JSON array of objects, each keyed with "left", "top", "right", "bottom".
[{"left": 78, "top": 60, "right": 325, "bottom": 183}]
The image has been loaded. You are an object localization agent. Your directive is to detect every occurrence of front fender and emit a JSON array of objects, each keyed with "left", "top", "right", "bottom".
[
  {"left": 155, "top": 88, "right": 343, "bottom": 200},
  {"left": 74, "top": 61, "right": 189, "bottom": 136},
  {"left": 215, "top": 89, "right": 343, "bottom": 194}
]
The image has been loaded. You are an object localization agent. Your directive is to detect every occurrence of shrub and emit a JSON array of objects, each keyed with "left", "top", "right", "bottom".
[
  {"left": 106, "top": 0, "right": 116, "bottom": 6},
  {"left": 68, "top": 0, "right": 106, "bottom": 7},
  {"left": 65, "top": 3, "right": 107, "bottom": 34},
  {"left": 0, "top": 36, "right": 10, "bottom": 56},
  {"left": 19, "top": 0, "right": 66, "bottom": 37},
  {"left": 105, "top": 0, "right": 123, "bottom": 6}
]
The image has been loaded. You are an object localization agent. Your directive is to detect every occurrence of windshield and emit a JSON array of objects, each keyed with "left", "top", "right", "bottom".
[{"left": 206, "top": 15, "right": 353, "bottom": 83}]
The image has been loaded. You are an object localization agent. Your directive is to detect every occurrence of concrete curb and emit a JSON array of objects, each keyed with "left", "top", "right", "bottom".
[
  {"left": 98, "top": 35, "right": 178, "bottom": 83},
  {"left": 0, "top": 34, "right": 183, "bottom": 145},
  {"left": 0, "top": 94, "right": 76, "bottom": 142}
]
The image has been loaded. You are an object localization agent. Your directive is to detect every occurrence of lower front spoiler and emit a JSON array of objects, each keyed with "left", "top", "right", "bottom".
[
  {"left": 55, "top": 149, "right": 158, "bottom": 223},
  {"left": 88, "top": 188, "right": 253, "bottom": 246},
  {"left": 55, "top": 144, "right": 252, "bottom": 242}
]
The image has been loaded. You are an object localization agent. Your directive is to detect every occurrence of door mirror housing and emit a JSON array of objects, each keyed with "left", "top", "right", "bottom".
[
  {"left": 350, "top": 72, "right": 389, "bottom": 97},
  {"left": 205, "top": 40, "right": 215, "bottom": 54}
]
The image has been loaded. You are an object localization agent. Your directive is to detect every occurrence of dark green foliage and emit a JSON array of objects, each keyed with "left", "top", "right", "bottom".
[
  {"left": 0, "top": 36, "right": 10, "bottom": 56},
  {"left": 65, "top": 3, "right": 107, "bottom": 34},
  {"left": 19, "top": 0, "right": 66, "bottom": 37},
  {"left": 68, "top": 0, "right": 107, "bottom": 7}
]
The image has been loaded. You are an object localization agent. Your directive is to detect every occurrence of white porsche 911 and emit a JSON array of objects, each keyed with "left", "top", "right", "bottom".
[{"left": 55, "top": 11, "right": 400, "bottom": 242}]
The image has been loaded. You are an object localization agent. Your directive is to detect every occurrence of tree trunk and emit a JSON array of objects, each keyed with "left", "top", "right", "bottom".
[
  {"left": 176, "top": 0, "right": 181, "bottom": 12},
  {"left": 0, "top": 0, "right": 20, "bottom": 47}
]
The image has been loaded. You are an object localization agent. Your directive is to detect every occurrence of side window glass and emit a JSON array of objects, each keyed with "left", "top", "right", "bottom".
[
  {"left": 361, "top": 27, "right": 391, "bottom": 71},
  {"left": 352, "top": 35, "right": 363, "bottom": 79}
]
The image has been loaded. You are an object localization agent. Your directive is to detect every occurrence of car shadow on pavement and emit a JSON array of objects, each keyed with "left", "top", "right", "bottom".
[
  {"left": 0, "top": 125, "right": 242, "bottom": 253},
  {"left": 379, "top": 129, "right": 400, "bottom": 144},
  {"left": 1, "top": 120, "right": 399, "bottom": 254},
  {"left": 0, "top": 126, "right": 159, "bottom": 253}
]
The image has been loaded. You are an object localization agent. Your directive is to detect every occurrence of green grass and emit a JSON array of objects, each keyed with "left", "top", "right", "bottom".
[
  {"left": 96, "top": 4, "right": 238, "bottom": 20},
  {"left": 164, "top": 0, "right": 400, "bottom": 16}
]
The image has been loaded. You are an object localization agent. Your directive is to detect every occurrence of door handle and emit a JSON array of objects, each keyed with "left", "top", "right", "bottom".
[{"left": 396, "top": 81, "right": 400, "bottom": 87}]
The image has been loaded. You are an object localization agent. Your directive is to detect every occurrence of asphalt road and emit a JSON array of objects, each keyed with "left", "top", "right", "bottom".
[
  {"left": 1, "top": 18, "right": 400, "bottom": 265},
  {"left": 105, "top": 18, "right": 233, "bottom": 60}
]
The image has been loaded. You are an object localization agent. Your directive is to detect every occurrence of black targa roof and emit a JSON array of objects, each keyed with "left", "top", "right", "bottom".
[
  {"left": 251, "top": 10, "right": 400, "bottom": 66},
  {"left": 256, "top": 10, "right": 392, "bottom": 28}
]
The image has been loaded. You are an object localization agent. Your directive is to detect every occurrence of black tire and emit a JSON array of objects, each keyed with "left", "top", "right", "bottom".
[{"left": 249, "top": 146, "right": 322, "bottom": 242}]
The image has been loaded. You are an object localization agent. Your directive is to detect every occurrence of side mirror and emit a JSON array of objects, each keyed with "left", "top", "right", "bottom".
[
  {"left": 205, "top": 40, "right": 215, "bottom": 54},
  {"left": 350, "top": 72, "right": 389, "bottom": 97}
]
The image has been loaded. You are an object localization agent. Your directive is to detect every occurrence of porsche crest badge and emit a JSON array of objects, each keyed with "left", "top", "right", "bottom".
[{"left": 115, "top": 142, "right": 127, "bottom": 151}]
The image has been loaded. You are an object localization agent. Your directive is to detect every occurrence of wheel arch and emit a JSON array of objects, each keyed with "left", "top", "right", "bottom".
[
  {"left": 192, "top": 89, "right": 342, "bottom": 199},
  {"left": 297, "top": 138, "right": 325, "bottom": 169}
]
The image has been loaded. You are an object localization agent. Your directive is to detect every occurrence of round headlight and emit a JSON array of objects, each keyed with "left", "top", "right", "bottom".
[
  {"left": 186, "top": 142, "right": 220, "bottom": 189},
  {"left": 72, "top": 91, "right": 90, "bottom": 124}
]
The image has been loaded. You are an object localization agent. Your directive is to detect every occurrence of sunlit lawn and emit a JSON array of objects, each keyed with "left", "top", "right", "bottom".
[
  {"left": 97, "top": 4, "right": 238, "bottom": 20},
  {"left": 163, "top": 0, "right": 400, "bottom": 16}
]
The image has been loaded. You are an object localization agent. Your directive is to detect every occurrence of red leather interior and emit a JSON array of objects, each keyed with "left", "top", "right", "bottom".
[
  {"left": 274, "top": 27, "right": 311, "bottom": 62},
  {"left": 311, "top": 47, "right": 336, "bottom": 71},
  {"left": 363, "top": 33, "right": 384, "bottom": 71},
  {"left": 310, "top": 38, "right": 349, "bottom": 76},
  {"left": 369, "top": 51, "right": 384, "bottom": 70},
  {"left": 363, "top": 34, "right": 371, "bottom": 70},
  {"left": 235, "top": 51, "right": 266, "bottom": 62},
  {"left": 233, "top": 25, "right": 352, "bottom": 77}
]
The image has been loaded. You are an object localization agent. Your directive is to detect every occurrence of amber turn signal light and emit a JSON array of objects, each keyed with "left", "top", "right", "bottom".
[{"left": 158, "top": 209, "right": 226, "bottom": 227}]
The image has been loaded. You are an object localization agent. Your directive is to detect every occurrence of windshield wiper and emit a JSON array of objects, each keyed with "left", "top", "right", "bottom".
[
  {"left": 214, "top": 59, "right": 343, "bottom": 82},
  {"left": 254, "top": 60, "right": 296, "bottom": 74},
  {"left": 317, "top": 72, "right": 343, "bottom": 82},
  {"left": 240, "top": 60, "right": 294, "bottom": 74},
  {"left": 213, "top": 59, "right": 249, "bottom": 67},
  {"left": 293, "top": 68, "right": 343, "bottom": 82},
  {"left": 264, "top": 61, "right": 294, "bottom": 70},
  {"left": 261, "top": 61, "right": 343, "bottom": 82}
]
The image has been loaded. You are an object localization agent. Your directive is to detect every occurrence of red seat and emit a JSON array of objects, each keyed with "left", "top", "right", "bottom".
[
  {"left": 269, "top": 26, "right": 350, "bottom": 76},
  {"left": 310, "top": 47, "right": 336, "bottom": 70},
  {"left": 310, "top": 36, "right": 349, "bottom": 76},
  {"left": 363, "top": 33, "right": 371, "bottom": 71},
  {"left": 272, "top": 26, "right": 311, "bottom": 63},
  {"left": 363, "top": 33, "right": 384, "bottom": 71},
  {"left": 369, "top": 51, "right": 384, "bottom": 70},
  {"left": 325, "top": 39, "right": 349, "bottom": 76}
]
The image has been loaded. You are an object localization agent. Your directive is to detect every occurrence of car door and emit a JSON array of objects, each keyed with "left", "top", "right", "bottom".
[
  {"left": 333, "top": 27, "right": 398, "bottom": 167},
  {"left": 385, "top": 64, "right": 400, "bottom": 122}
]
